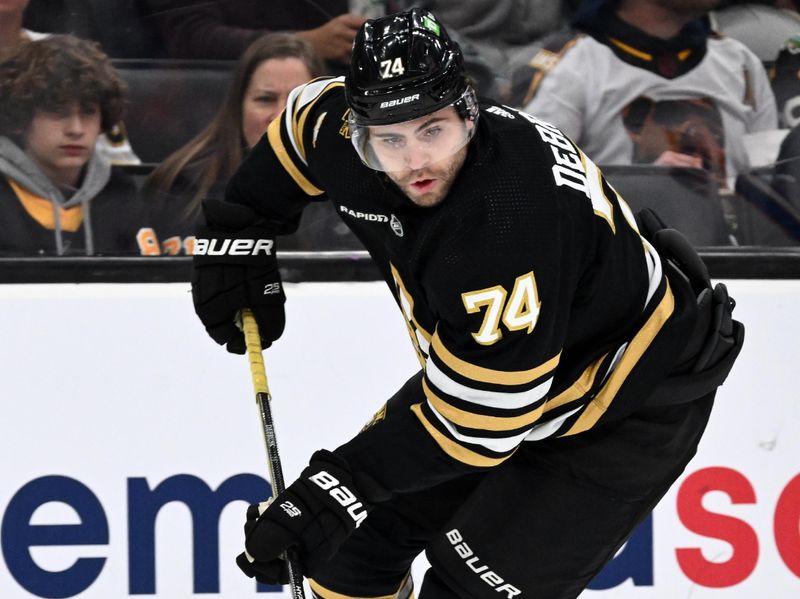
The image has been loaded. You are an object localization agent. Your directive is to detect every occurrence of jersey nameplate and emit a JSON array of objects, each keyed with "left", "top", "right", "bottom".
[
  {"left": 514, "top": 110, "right": 591, "bottom": 198},
  {"left": 512, "top": 108, "right": 621, "bottom": 232}
]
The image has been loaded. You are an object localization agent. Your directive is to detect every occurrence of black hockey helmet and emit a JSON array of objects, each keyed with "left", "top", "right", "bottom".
[{"left": 345, "top": 8, "right": 479, "bottom": 171}]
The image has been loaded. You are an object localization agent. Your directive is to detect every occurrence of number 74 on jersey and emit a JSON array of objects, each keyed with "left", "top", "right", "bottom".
[{"left": 461, "top": 271, "right": 541, "bottom": 346}]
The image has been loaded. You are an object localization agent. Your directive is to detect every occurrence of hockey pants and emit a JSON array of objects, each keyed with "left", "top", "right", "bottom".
[{"left": 308, "top": 380, "right": 715, "bottom": 599}]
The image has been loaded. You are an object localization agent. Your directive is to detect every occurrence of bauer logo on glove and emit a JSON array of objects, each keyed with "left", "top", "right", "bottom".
[
  {"left": 235, "top": 450, "right": 380, "bottom": 584},
  {"left": 191, "top": 199, "right": 285, "bottom": 354},
  {"left": 193, "top": 237, "right": 274, "bottom": 256},
  {"left": 309, "top": 470, "right": 368, "bottom": 528}
]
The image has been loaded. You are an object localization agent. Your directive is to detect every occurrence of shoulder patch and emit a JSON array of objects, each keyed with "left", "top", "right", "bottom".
[
  {"left": 339, "top": 108, "right": 351, "bottom": 139},
  {"left": 285, "top": 77, "right": 344, "bottom": 163},
  {"left": 266, "top": 76, "right": 343, "bottom": 196},
  {"left": 509, "top": 30, "right": 583, "bottom": 108}
]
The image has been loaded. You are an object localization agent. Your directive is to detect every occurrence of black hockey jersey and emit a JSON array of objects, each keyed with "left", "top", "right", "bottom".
[
  {"left": 0, "top": 169, "right": 144, "bottom": 256},
  {"left": 222, "top": 77, "right": 695, "bottom": 490}
]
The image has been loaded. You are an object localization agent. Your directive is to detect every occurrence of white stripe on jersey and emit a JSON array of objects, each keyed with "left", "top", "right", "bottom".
[
  {"left": 417, "top": 330, "right": 431, "bottom": 356},
  {"left": 523, "top": 405, "right": 583, "bottom": 440},
  {"left": 282, "top": 76, "right": 345, "bottom": 165},
  {"left": 641, "top": 237, "right": 663, "bottom": 307},
  {"left": 425, "top": 357, "right": 552, "bottom": 410},
  {"left": 426, "top": 402, "right": 534, "bottom": 454}
]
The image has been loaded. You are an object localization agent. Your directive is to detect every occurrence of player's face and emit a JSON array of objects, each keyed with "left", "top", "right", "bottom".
[
  {"left": 24, "top": 101, "right": 101, "bottom": 188},
  {"left": 368, "top": 106, "right": 471, "bottom": 207},
  {"left": 242, "top": 57, "right": 313, "bottom": 149}
]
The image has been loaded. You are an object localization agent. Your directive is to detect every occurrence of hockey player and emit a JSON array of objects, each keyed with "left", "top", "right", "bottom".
[{"left": 191, "top": 9, "right": 744, "bottom": 599}]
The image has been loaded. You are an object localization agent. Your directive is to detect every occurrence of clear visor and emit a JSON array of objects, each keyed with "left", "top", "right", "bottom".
[{"left": 349, "top": 92, "right": 478, "bottom": 173}]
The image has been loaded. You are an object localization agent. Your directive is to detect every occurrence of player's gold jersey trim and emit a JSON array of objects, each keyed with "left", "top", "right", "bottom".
[
  {"left": 266, "top": 78, "right": 345, "bottom": 197},
  {"left": 431, "top": 331, "right": 560, "bottom": 386},
  {"left": 422, "top": 378, "right": 545, "bottom": 431},
  {"left": 267, "top": 117, "right": 324, "bottom": 196},
  {"left": 309, "top": 571, "right": 414, "bottom": 599},
  {"left": 546, "top": 350, "right": 611, "bottom": 410},
  {"left": 411, "top": 403, "right": 511, "bottom": 467},
  {"left": 564, "top": 279, "right": 676, "bottom": 435},
  {"left": 292, "top": 79, "right": 345, "bottom": 160}
]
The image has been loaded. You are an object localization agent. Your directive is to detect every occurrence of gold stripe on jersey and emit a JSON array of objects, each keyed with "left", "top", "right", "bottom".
[
  {"left": 390, "top": 263, "right": 433, "bottom": 367},
  {"left": 431, "top": 330, "right": 560, "bottom": 386},
  {"left": 579, "top": 150, "right": 615, "bottom": 233},
  {"left": 293, "top": 80, "right": 345, "bottom": 160},
  {"left": 544, "top": 350, "right": 611, "bottom": 411},
  {"left": 390, "top": 263, "right": 433, "bottom": 343},
  {"left": 410, "top": 403, "right": 510, "bottom": 467},
  {"left": 563, "top": 281, "right": 675, "bottom": 436},
  {"left": 422, "top": 377, "right": 546, "bottom": 432},
  {"left": 267, "top": 116, "right": 324, "bottom": 196},
  {"left": 309, "top": 572, "right": 414, "bottom": 599},
  {"left": 609, "top": 37, "right": 653, "bottom": 62}
]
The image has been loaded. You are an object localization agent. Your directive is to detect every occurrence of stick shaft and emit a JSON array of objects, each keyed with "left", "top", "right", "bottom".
[{"left": 241, "top": 309, "right": 306, "bottom": 599}]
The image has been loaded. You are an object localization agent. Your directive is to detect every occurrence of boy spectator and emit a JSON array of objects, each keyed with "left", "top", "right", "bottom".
[{"left": 0, "top": 35, "right": 145, "bottom": 255}]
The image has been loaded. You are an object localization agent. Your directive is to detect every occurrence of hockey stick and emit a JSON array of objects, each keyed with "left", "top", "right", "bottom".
[{"left": 240, "top": 308, "right": 306, "bottom": 599}]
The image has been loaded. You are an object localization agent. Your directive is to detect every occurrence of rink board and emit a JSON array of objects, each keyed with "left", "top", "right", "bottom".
[{"left": 0, "top": 280, "right": 797, "bottom": 598}]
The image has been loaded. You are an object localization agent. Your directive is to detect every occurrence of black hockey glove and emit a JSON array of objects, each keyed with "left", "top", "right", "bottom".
[
  {"left": 192, "top": 199, "right": 285, "bottom": 354},
  {"left": 235, "top": 450, "right": 388, "bottom": 584}
]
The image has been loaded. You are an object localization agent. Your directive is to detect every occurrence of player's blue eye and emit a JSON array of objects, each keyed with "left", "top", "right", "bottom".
[
  {"left": 381, "top": 136, "right": 405, "bottom": 149},
  {"left": 419, "top": 126, "right": 442, "bottom": 142}
]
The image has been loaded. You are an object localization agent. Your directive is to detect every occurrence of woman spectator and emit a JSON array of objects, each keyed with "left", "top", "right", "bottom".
[
  {"left": 0, "top": 35, "right": 144, "bottom": 256},
  {"left": 141, "top": 32, "right": 324, "bottom": 255}
]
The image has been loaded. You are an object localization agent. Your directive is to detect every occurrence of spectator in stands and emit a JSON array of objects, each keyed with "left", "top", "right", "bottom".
[
  {"left": 391, "top": 0, "right": 575, "bottom": 100},
  {"left": 771, "top": 33, "right": 800, "bottom": 129},
  {"left": 141, "top": 33, "right": 324, "bottom": 255},
  {"left": 143, "top": 0, "right": 365, "bottom": 67},
  {"left": 0, "top": 35, "right": 145, "bottom": 256},
  {"left": 710, "top": 1, "right": 800, "bottom": 62},
  {"left": 511, "top": 0, "right": 778, "bottom": 187}
]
